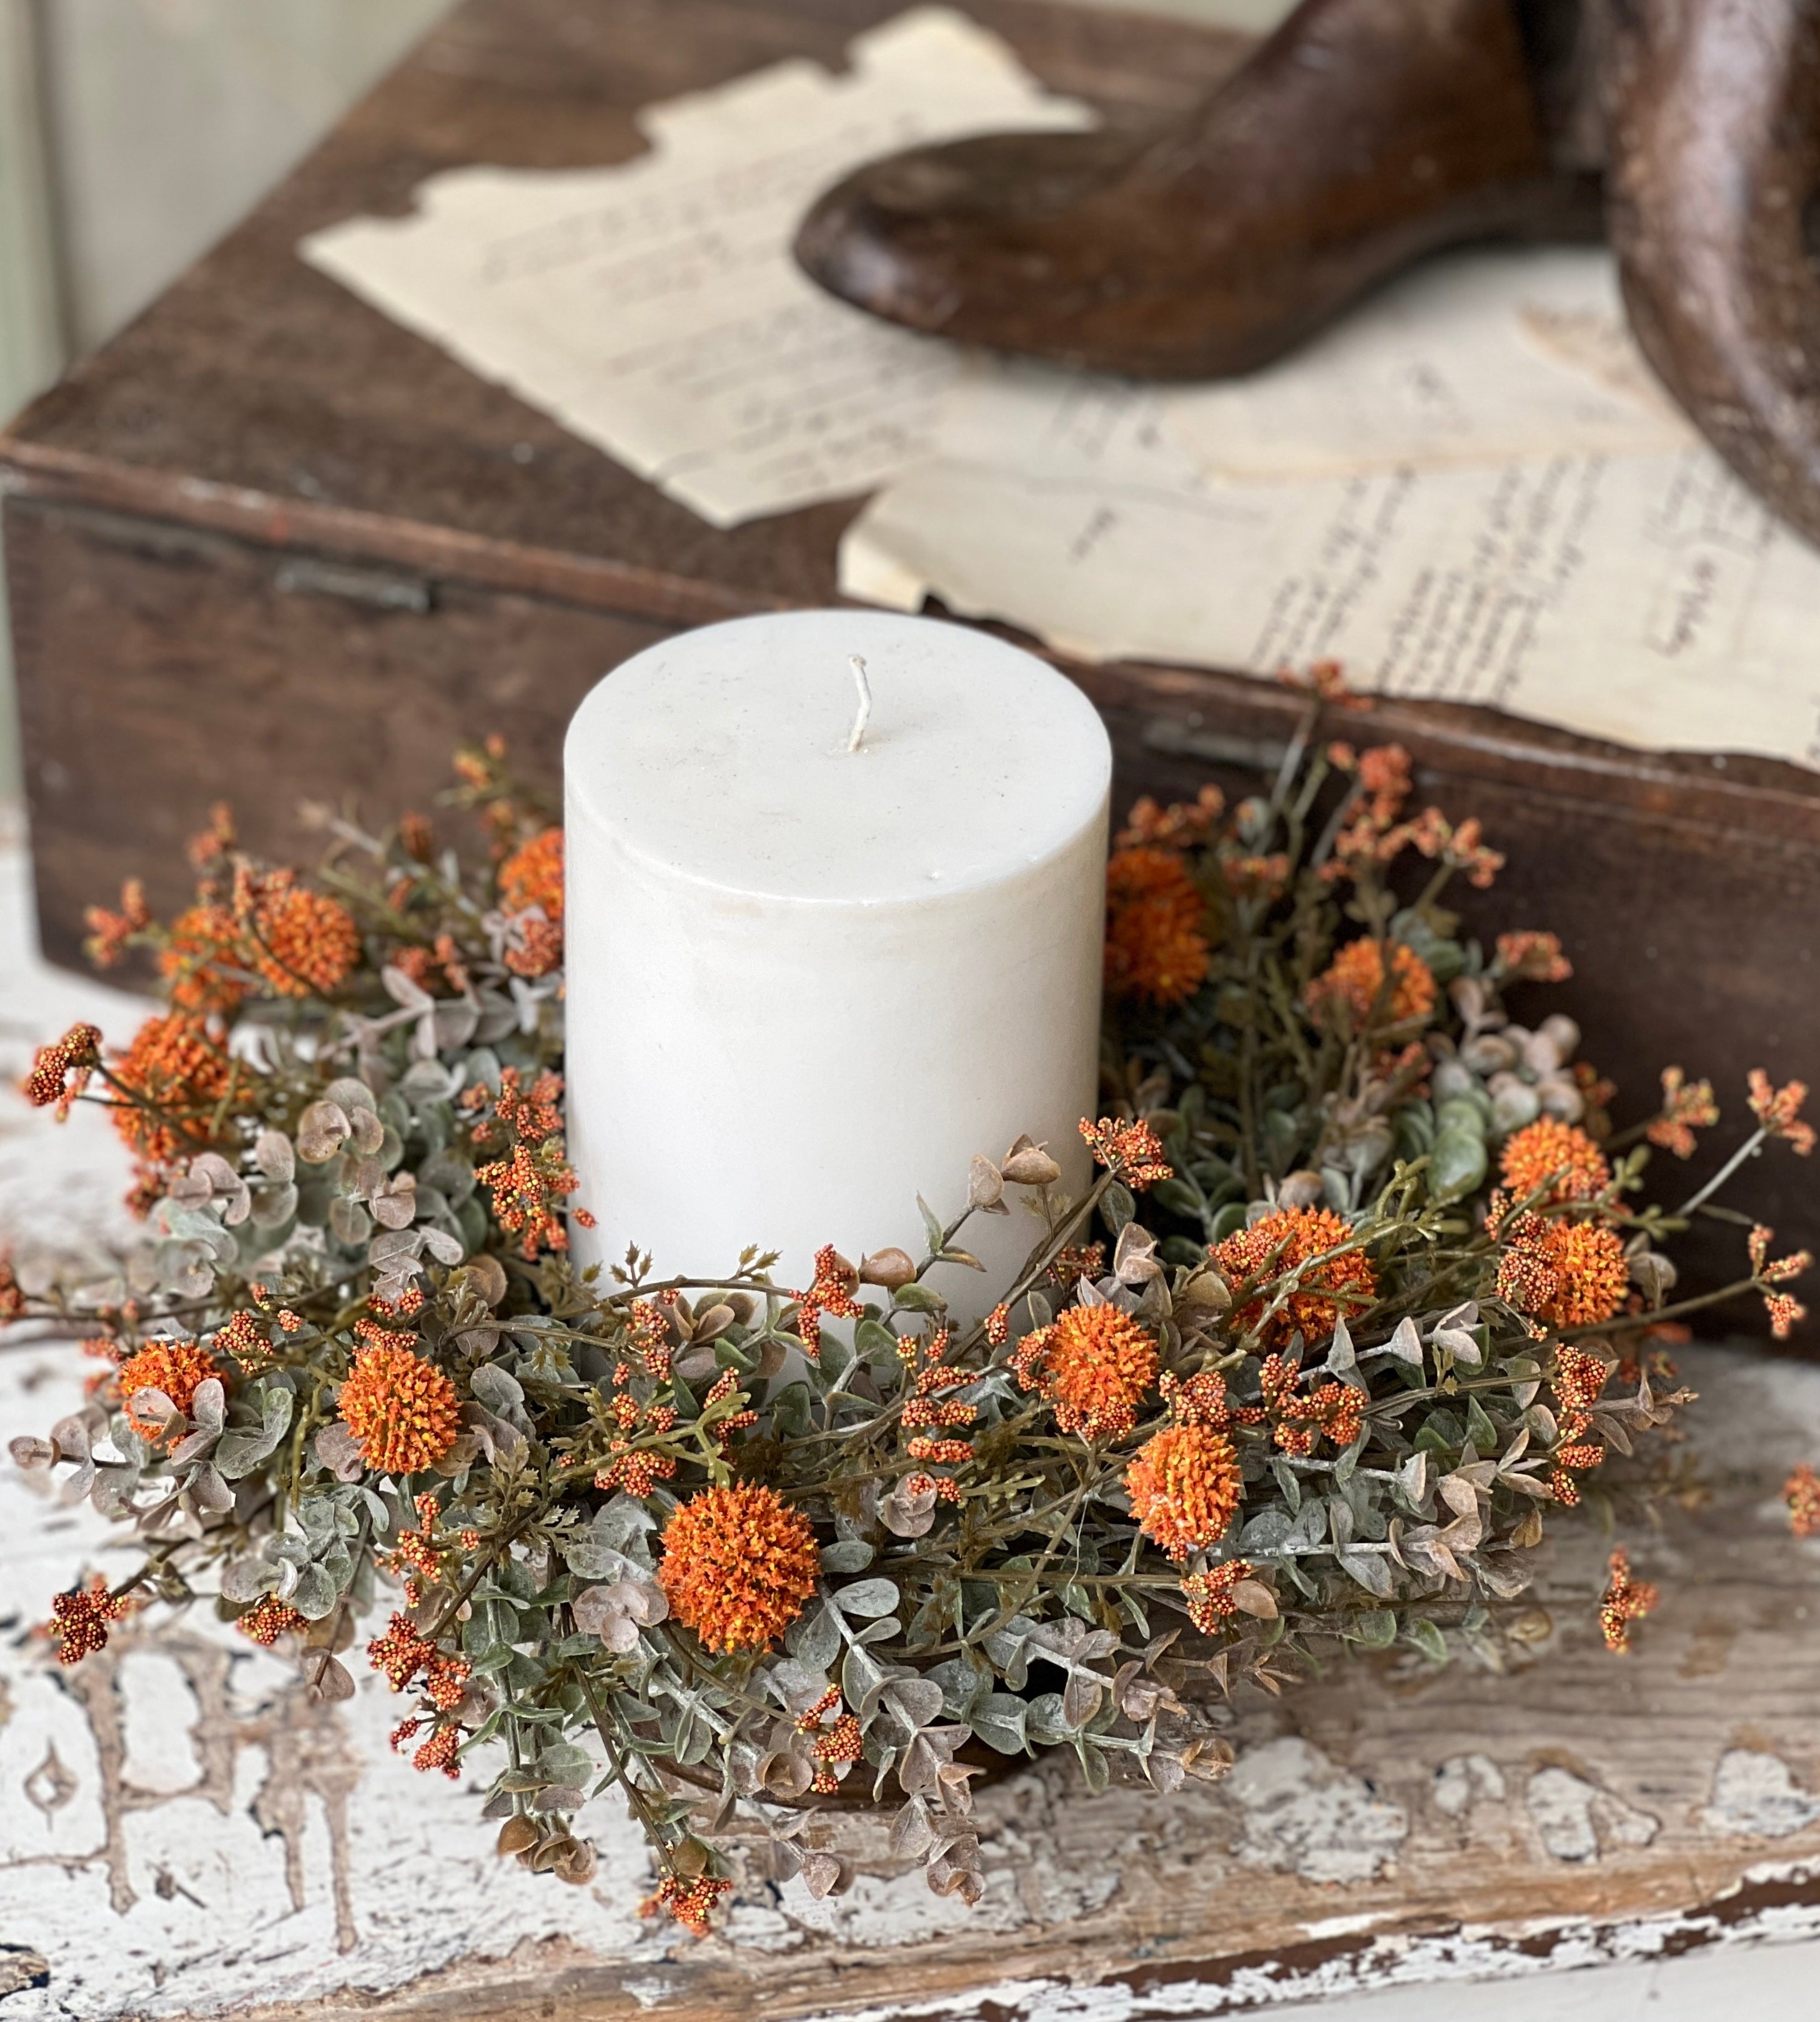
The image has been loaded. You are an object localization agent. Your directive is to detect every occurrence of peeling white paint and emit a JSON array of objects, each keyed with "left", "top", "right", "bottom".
[
  {"left": 1225, "top": 1738, "right": 1408, "bottom": 1885},
  {"left": 1702, "top": 1751, "right": 1820, "bottom": 1840},
  {"left": 1298, "top": 1912, "right": 1388, "bottom": 1941},
  {"left": 5, "top": 832, "right": 1820, "bottom": 2018},
  {"left": 1432, "top": 1753, "right": 1505, "bottom": 1818},
  {"left": 1526, "top": 1767, "right": 1659, "bottom": 1863}
]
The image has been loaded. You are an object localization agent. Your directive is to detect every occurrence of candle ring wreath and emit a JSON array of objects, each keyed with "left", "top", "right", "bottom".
[{"left": 7, "top": 670, "right": 1816, "bottom": 1933}]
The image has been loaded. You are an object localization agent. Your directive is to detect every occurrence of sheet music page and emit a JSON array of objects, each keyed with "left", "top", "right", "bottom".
[
  {"left": 300, "top": 8, "right": 1091, "bottom": 526},
  {"left": 840, "top": 358, "right": 1820, "bottom": 769}
]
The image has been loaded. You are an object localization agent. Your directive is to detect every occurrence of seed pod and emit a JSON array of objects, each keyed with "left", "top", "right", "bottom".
[
  {"left": 967, "top": 1155, "right": 1006, "bottom": 1212},
  {"left": 496, "top": 1815, "right": 540, "bottom": 1858},
  {"left": 1276, "top": 1170, "right": 1325, "bottom": 1210},
  {"left": 859, "top": 1248, "right": 917, "bottom": 1290},
  {"left": 552, "top": 1839, "right": 598, "bottom": 1886},
  {"left": 1175, "top": 1268, "right": 1230, "bottom": 1315},
  {"left": 1001, "top": 1136, "right": 1062, "bottom": 1186}
]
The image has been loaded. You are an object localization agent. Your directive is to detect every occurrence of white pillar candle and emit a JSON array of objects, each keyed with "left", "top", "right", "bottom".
[{"left": 564, "top": 610, "right": 1110, "bottom": 1322}]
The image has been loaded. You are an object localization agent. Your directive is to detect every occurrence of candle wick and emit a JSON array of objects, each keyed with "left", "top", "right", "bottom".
[{"left": 846, "top": 655, "right": 873, "bottom": 754}]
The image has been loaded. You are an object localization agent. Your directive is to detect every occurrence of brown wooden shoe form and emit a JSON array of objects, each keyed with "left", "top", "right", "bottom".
[
  {"left": 794, "top": 0, "right": 1604, "bottom": 379},
  {"left": 1605, "top": 0, "right": 1820, "bottom": 549}
]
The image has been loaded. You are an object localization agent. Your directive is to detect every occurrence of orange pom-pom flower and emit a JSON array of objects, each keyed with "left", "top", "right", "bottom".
[
  {"left": 499, "top": 826, "right": 565, "bottom": 922},
  {"left": 1012, "top": 1304, "right": 1159, "bottom": 1440},
  {"left": 1499, "top": 1119, "right": 1610, "bottom": 1203},
  {"left": 1104, "top": 847, "right": 1209, "bottom": 1007},
  {"left": 118, "top": 1338, "right": 220, "bottom": 1431},
  {"left": 337, "top": 1341, "right": 461, "bottom": 1474},
  {"left": 1212, "top": 1206, "right": 1376, "bottom": 1348},
  {"left": 1125, "top": 1423, "right": 1244, "bottom": 1560},
  {"left": 659, "top": 1482, "right": 820, "bottom": 1654},
  {"left": 1306, "top": 937, "right": 1437, "bottom": 1028}
]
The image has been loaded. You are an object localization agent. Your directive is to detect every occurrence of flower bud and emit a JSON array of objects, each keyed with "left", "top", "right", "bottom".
[
  {"left": 1001, "top": 1135, "right": 1062, "bottom": 1187},
  {"left": 859, "top": 1248, "right": 917, "bottom": 1290}
]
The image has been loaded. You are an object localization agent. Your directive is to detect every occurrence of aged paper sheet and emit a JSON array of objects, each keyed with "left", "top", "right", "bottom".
[
  {"left": 841, "top": 260, "right": 1820, "bottom": 769},
  {"left": 301, "top": 8, "right": 1089, "bottom": 526},
  {"left": 1158, "top": 247, "right": 1693, "bottom": 480}
]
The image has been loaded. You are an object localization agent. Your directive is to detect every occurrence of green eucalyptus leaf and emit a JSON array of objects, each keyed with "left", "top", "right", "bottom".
[
  {"left": 856, "top": 1318, "right": 901, "bottom": 1363},
  {"left": 1429, "top": 1128, "right": 1488, "bottom": 1202},
  {"left": 1405, "top": 1617, "right": 1449, "bottom": 1665},
  {"left": 832, "top": 1577, "right": 900, "bottom": 1619},
  {"left": 1209, "top": 1201, "right": 1249, "bottom": 1244},
  {"left": 969, "top": 1694, "right": 1031, "bottom": 1756},
  {"left": 786, "top": 1603, "right": 842, "bottom": 1672}
]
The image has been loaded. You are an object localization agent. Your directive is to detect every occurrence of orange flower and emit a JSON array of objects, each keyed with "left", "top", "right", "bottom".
[
  {"left": 1125, "top": 1423, "right": 1244, "bottom": 1560},
  {"left": 659, "top": 1482, "right": 819, "bottom": 1654},
  {"left": 46, "top": 1577, "right": 133, "bottom": 1665},
  {"left": 1550, "top": 1344, "right": 1610, "bottom": 1438},
  {"left": 1181, "top": 1558, "right": 1256, "bottom": 1634},
  {"left": 160, "top": 902, "right": 247, "bottom": 1013},
  {"left": 1259, "top": 1352, "right": 1365, "bottom": 1457},
  {"left": 1599, "top": 1547, "right": 1658, "bottom": 1654},
  {"left": 643, "top": 1874, "right": 733, "bottom": 1937},
  {"left": 499, "top": 826, "right": 565, "bottom": 922},
  {"left": 84, "top": 879, "right": 150, "bottom": 969},
  {"left": 1783, "top": 1464, "right": 1820, "bottom": 1539},
  {"left": 1496, "top": 1216, "right": 1629, "bottom": 1329},
  {"left": 109, "top": 1013, "right": 232, "bottom": 1168},
  {"left": 1104, "top": 847, "right": 1210, "bottom": 1007},
  {"left": 1012, "top": 1304, "right": 1159, "bottom": 1439},
  {"left": 1115, "top": 785, "right": 1224, "bottom": 852},
  {"left": 1748, "top": 1070, "right": 1815, "bottom": 1155},
  {"left": 367, "top": 1610, "right": 470, "bottom": 1706},
  {"left": 244, "top": 874, "right": 361, "bottom": 998},
  {"left": 1766, "top": 1292, "right": 1808, "bottom": 1340},
  {"left": 337, "top": 1341, "right": 461, "bottom": 1473},
  {"left": 236, "top": 1594, "right": 307, "bottom": 1645},
  {"left": 1500, "top": 1119, "right": 1610, "bottom": 1203},
  {"left": 1306, "top": 937, "right": 1437, "bottom": 1029},
  {"left": 1496, "top": 930, "right": 1572, "bottom": 983},
  {"left": 1212, "top": 1205, "right": 1377, "bottom": 1348},
  {"left": 1646, "top": 1066, "right": 1719, "bottom": 1159},
  {"left": 212, "top": 1308, "right": 273, "bottom": 1375},
  {"left": 21, "top": 1022, "right": 102, "bottom": 1116},
  {"left": 118, "top": 1338, "right": 219, "bottom": 1431},
  {"left": 794, "top": 1243, "right": 864, "bottom": 1362},
  {"left": 1079, "top": 1116, "right": 1172, "bottom": 1188}
]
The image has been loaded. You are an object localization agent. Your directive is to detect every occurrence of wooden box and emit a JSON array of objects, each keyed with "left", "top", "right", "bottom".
[{"left": 2, "top": 0, "right": 1816, "bottom": 1306}]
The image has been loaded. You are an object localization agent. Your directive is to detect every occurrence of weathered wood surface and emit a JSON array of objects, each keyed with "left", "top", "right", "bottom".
[{"left": 4, "top": 831, "right": 1820, "bottom": 2021}]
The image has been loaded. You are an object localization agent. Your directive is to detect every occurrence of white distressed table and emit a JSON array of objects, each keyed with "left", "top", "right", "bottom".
[{"left": 3, "top": 824, "right": 1820, "bottom": 2022}]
